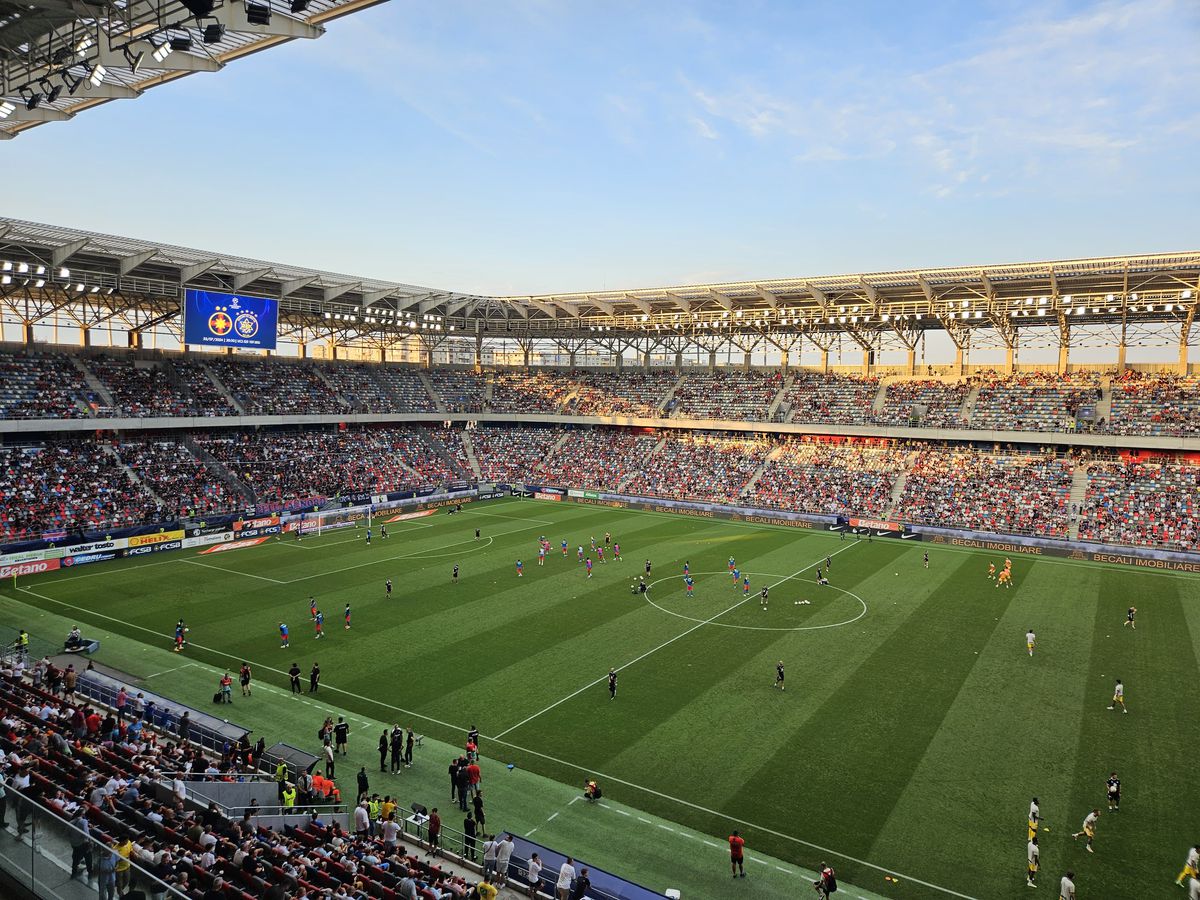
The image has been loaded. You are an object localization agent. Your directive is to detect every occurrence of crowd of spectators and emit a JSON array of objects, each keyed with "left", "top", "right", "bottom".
[
  {"left": 536, "top": 428, "right": 659, "bottom": 490},
  {"left": 874, "top": 379, "right": 969, "bottom": 428},
  {"left": 116, "top": 440, "right": 236, "bottom": 520},
  {"left": 373, "top": 369, "right": 438, "bottom": 413},
  {"left": 894, "top": 448, "right": 1073, "bottom": 536},
  {"left": 0, "top": 441, "right": 160, "bottom": 542},
  {"left": 668, "top": 370, "right": 783, "bottom": 421},
  {"left": 622, "top": 432, "right": 770, "bottom": 502},
  {"left": 0, "top": 657, "right": 480, "bottom": 900},
  {"left": 745, "top": 440, "right": 902, "bottom": 517},
  {"left": 564, "top": 370, "right": 676, "bottom": 417},
  {"left": 167, "top": 360, "right": 241, "bottom": 416},
  {"left": 457, "top": 426, "right": 564, "bottom": 483},
  {"left": 194, "top": 429, "right": 439, "bottom": 503},
  {"left": 86, "top": 356, "right": 218, "bottom": 419},
  {"left": 970, "top": 371, "right": 1101, "bottom": 432},
  {"left": 206, "top": 358, "right": 345, "bottom": 416},
  {"left": 428, "top": 372, "right": 486, "bottom": 414},
  {"left": 1107, "top": 371, "right": 1200, "bottom": 437},
  {"left": 780, "top": 372, "right": 880, "bottom": 425},
  {"left": 489, "top": 373, "right": 572, "bottom": 414},
  {"left": 320, "top": 365, "right": 396, "bottom": 414},
  {"left": 0, "top": 351, "right": 89, "bottom": 419},
  {"left": 1078, "top": 459, "right": 1200, "bottom": 551}
]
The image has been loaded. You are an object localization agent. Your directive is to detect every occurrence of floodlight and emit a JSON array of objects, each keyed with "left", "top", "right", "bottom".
[
  {"left": 58, "top": 267, "right": 71, "bottom": 278},
  {"left": 203, "top": 23, "right": 226, "bottom": 43},
  {"left": 1183, "top": 290, "right": 1193, "bottom": 299},
  {"left": 88, "top": 64, "right": 107, "bottom": 87},
  {"left": 151, "top": 41, "right": 173, "bottom": 63},
  {"left": 21, "top": 87, "right": 43, "bottom": 111},
  {"left": 75, "top": 37, "right": 94, "bottom": 55},
  {"left": 0, "top": 275, "right": 9, "bottom": 285},
  {"left": 182, "top": 0, "right": 216, "bottom": 17},
  {"left": 291, "top": 0, "right": 313, "bottom": 11},
  {"left": 17, "top": 263, "right": 28, "bottom": 274},
  {"left": 0, "top": 101, "right": 14, "bottom": 119},
  {"left": 45, "top": 80, "right": 63, "bottom": 103},
  {"left": 246, "top": 2, "right": 271, "bottom": 25},
  {"left": 123, "top": 44, "right": 145, "bottom": 74},
  {"left": 170, "top": 35, "right": 194, "bottom": 52}
]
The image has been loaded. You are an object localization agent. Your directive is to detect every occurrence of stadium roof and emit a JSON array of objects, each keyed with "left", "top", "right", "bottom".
[
  {"left": 0, "top": 0, "right": 381, "bottom": 140},
  {"left": 0, "top": 216, "right": 1197, "bottom": 351}
]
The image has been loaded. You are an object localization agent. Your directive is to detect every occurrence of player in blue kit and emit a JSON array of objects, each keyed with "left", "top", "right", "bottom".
[
  {"left": 279, "top": 622, "right": 289, "bottom": 649},
  {"left": 743, "top": 575, "right": 751, "bottom": 596},
  {"left": 685, "top": 575, "right": 694, "bottom": 596}
]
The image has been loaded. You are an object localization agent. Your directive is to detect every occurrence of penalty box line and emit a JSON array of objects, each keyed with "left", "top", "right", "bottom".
[
  {"left": 7, "top": 581, "right": 973, "bottom": 900},
  {"left": 491, "top": 541, "right": 859, "bottom": 740}
]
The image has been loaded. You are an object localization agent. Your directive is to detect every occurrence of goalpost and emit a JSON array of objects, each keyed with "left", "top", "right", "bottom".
[{"left": 297, "top": 505, "right": 372, "bottom": 537}]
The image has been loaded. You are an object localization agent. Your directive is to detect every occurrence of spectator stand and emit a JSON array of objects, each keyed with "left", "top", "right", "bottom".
[{"left": 73, "top": 664, "right": 250, "bottom": 757}]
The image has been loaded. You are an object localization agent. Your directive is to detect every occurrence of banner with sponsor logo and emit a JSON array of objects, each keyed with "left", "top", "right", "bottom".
[
  {"left": 48, "top": 538, "right": 128, "bottom": 559},
  {"left": 61, "top": 551, "right": 119, "bottom": 567},
  {"left": 122, "top": 540, "right": 182, "bottom": 557},
  {"left": 199, "top": 537, "right": 271, "bottom": 554},
  {"left": 848, "top": 517, "right": 903, "bottom": 532},
  {"left": 0, "top": 558, "right": 61, "bottom": 578},
  {"left": 385, "top": 510, "right": 437, "bottom": 524},
  {"left": 534, "top": 492, "right": 563, "bottom": 502},
  {"left": 914, "top": 526, "right": 1200, "bottom": 572},
  {"left": 182, "top": 532, "right": 235, "bottom": 549},
  {"left": 235, "top": 515, "right": 279, "bottom": 532},
  {"left": 0, "top": 549, "right": 52, "bottom": 567},
  {"left": 127, "top": 530, "right": 185, "bottom": 548}
]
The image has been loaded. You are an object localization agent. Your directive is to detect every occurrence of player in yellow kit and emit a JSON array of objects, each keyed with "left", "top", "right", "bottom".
[
  {"left": 987, "top": 563, "right": 996, "bottom": 580},
  {"left": 1176, "top": 844, "right": 1199, "bottom": 886}
]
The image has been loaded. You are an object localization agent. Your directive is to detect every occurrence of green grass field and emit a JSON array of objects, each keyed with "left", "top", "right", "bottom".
[{"left": 4, "top": 496, "right": 1199, "bottom": 900}]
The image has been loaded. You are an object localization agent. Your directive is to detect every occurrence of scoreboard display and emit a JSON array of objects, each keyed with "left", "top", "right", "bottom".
[{"left": 183, "top": 289, "right": 279, "bottom": 350}]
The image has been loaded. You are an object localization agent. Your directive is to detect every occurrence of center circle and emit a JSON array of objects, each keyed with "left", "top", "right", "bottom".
[{"left": 641, "top": 570, "right": 868, "bottom": 632}]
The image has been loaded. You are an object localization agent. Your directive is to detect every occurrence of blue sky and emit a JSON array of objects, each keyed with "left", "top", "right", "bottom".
[{"left": 4, "top": 0, "right": 1198, "bottom": 295}]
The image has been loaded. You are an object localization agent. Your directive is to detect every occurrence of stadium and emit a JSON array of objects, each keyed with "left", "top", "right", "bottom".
[{"left": 1, "top": 4, "right": 1198, "bottom": 900}]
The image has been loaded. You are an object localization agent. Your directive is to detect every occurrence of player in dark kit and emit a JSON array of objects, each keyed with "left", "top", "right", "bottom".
[
  {"left": 774, "top": 660, "right": 785, "bottom": 690},
  {"left": 1106, "top": 772, "right": 1121, "bottom": 811},
  {"left": 608, "top": 669, "right": 618, "bottom": 700},
  {"left": 309, "top": 662, "right": 320, "bottom": 693},
  {"left": 452, "top": 564, "right": 460, "bottom": 584},
  {"left": 288, "top": 662, "right": 301, "bottom": 693},
  {"left": 475, "top": 529, "right": 481, "bottom": 541},
  {"left": 923, "top": 551, "right": 929, "bottom": 568},
  {"left": 645, "top": 559, "right": 652, "bottom": 575},
  {"left": 386, "top": 579, "right": 392, "bottom": 598},
  {"left": 381, "top": 524, "right": 388, "bottom": 539}
]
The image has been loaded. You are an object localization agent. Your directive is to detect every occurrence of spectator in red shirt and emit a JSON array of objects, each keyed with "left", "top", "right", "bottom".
[
  {"left": 426, "top": 808, "right": 441, "bottom": 858},
  {"left": 729, "top": 830, "right": 745, "bottom": 878},
  {"left": 466, "top": 760, "right": 481, "bottom": 795}
]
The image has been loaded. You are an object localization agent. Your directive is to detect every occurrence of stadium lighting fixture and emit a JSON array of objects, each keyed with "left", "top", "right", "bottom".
[
  {"left": 88, "top": 64, "right": 107, "bottom": 87},
  {"left": 291, "top": 0, "right": 313, "bottom": 12},
  {"left": 246, "top": 2, "right": 272, "bottom": 25},
  {"left": 1183, "top": 290, "right": 1193, "bottom": 299},
  {"left": 74, "top": 283, "right": 85, "bottom": 292},
  {"left": 42, "top": 79, "right": 63, "bottom": 104},
  {"left": 151, "top": 41, "right": 174, "bottom": 63},
  {"left": 123, "top": 44, "right": 146, "bottom": 74},
  {"left": 1130, "top": 292, "right": 1138, "bottom": 301},
  {"left": 0, "top": 275, "right": 10, "bottom": 285},
  {"left": 170, "top": 35, "right": 194, "bottom": 53},
  {"left": 89, "top": 285, "right": 100, "bottom": 293},
  {"left": 35, "top": 279, "right": 45, "bottom": 288},
  {"left": 1058, "top": 296, "right": 1068, "bottom": 305},
  {"left": 0, "top": 101, "right": 13, "bottom": 119},
  {"left": 75, "top": 36, "right": 94, "bottom": 56},
  {"left": 58, "top": 267, "right": 71, "bottom": 279},
  {"left": 16, "top": 262, "right": 28, "bottom": 274},
  {"left": 183, "top": 0, "right": 216, "bottom": 16},
  {"left": 21, "top": 87, "right": 43, "bottom": 111},
  {"left": 1036, "top": 309, "right": 1046, "bottom": 317},
  {"left": 1105, "top": 293, "right": 1114, "bottom": 302},
  {"left": 203, "top": 23, "right": 226, "bottom": 43},
  {"left": 0, "top": 262, "right": 11, "bottom": 271}
]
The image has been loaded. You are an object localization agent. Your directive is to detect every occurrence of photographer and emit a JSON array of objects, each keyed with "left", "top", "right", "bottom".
[{"left": 814, "top": 862, "right": 837, "bottom": 897}]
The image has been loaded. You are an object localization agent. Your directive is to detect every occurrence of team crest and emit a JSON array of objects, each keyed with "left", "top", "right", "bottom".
[
  {"left": 234, "top": 312, "right": 259, "bottom": 338},
  {"left": 208, "top": 307, "right": 233, "bottom": 336}
]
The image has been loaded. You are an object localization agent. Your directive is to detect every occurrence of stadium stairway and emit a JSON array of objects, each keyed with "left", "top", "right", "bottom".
[
  {"left": 882, "top": 450, "right": 918, "bottom": 519},
  {"left": 1095, "top": 378, "right": 1114, "bottom": 424},
  {"left": 766, "top": 373, "right": 793, "bottom": 421},
  {"left": 960, "top": 381, "right": 982, "bottom": 423},
  {"left": 70, "top": 355, "right": 113, "bottom": 409},
  {"left": 201, "top": 361, "right": 245, "bottom": 414},
  {"left": 1067, "top": 463, "right": 1090, "bottom": 540},
  {"left": 658, "top": 374, "right": 685, "bottom": 415},
  {"left": 870, "top": 377, "right": 891, "bottom": 415},
  {"left": 311, "top": 365, "right": 351, "bottom": 411},
  {"left": 182, "top": 434, "right": 256, "bottom": 504},
  {"left": 422, "top": 430, "right": 469, "bottom": 478},
  {"left": 482, "top": 373, "right": 495, "bottom": 408},
  {"left": 739, "top": 444, "right": 781, "bottom": 498},
  {"left": 418, "top": 370, "right": 447, "bottom": 411},
  {"left": 459, "top": 431, "right": 483, "bottom": 479},
  {"left": 618, "top": 434, "right": 667, "bottom": 490},
  {"left": 102, "top": 443, "right": 165, "bottom": 508}
]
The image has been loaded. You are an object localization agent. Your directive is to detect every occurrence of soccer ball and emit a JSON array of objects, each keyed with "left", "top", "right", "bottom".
[{"left": 894, "top": 572, "right": 899, "bottom": 576}]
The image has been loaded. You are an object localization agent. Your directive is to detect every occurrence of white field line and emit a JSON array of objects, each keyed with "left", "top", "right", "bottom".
[
  {"left": 492, "top": 541, "right": 858, "bottom": 740},
  {"left": 144, "top": 662, "right": 203, "bottom": 679},
  {"left": 180, "top": 558, "right": 287, "bottom": 584},
  {"left": 278, "top": 521, "right": 435, "bottom": 550},
  {"left": 11, "top": 584, "right": 970, "bottom": 900}
]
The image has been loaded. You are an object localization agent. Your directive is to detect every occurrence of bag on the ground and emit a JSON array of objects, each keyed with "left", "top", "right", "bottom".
[{"left": 212, "top": 692, "right": 223, "bottom": 704}]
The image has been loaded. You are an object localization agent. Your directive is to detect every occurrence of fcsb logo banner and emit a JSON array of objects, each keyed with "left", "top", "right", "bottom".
[{"left": 183, "top": 288, "right": 279, "bottom": 350}]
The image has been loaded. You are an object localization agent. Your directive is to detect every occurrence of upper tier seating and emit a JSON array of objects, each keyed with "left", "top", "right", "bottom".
[
  {"left": 0, "top": 351, "right": 89, "bottom": 419},
  {"left": 969, "top": 371, "right": 1101, "bottom": 432},
  {"left": 668, "top": 371, "right": 783, "bottom": 421},
  {"left": 428, "top": 372, "right": 486, "bottom": 413},
  {"left": 874, "top": 379, "right": 969, "bottom": 428},
  {"left": 564, "top": 371, "right": 676, "bottom": 417},
  {"left": 489, "top": 372, "right": 571, "bottom": 413},
  {"left": 780, "top": 372, "right": 879, "bottom": 425},
  {"left": 206, "top": 358, "right": 344, "bottom": 416},
  {"left": 1107, "top": 371, "right": 1200, "bottom": 437}
]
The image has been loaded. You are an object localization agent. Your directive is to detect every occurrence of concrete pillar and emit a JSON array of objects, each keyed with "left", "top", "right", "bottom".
[
  {"left": 127, "top": 331, "right": 141, "bottom": 350},
  {"left": 861, "top": 350, "right": 871, "bottom": 376},
  {"left": 80, "top": 327, "right": 91, "bottom": 347},
  {"left": 297, "top": 341, "right": 307, "bottom": 359},
  {"left": 1057, "top": 342, "right": 1069, "bottom": 375},
  {"left": 615, "top": 353, "right": 623, "bottom": 371},
  {"left": 1117, "top": 343, "right": 1127, "bottom": 371},
  {"left": 379, "top": 347, "right": 386, "bottom": 364},
  {"left": 953, "top": 347, "right": 964, "bottom": 377},
  {"left": 523, "top": 348, "right": 531, "bottom": 370},
  {"left": 708, "top": 350, "right": 717, "bottom": 371},
  {"left": 474, "top": 336, "right": 483, "bottom": 372},
  {"left": 642, "top": 352, "right": 651, "bottom": 371},
  {"left": 780, "top": 351, "right": 790, "bottom": 375},
  {"left": 1180, "top": 339, "right": 1190, "bottom": 376},
  {"left": 569, "top": 350, "right": 577, "bottom": 369},
  {"left": 1004, "top": 347, "right": 1015, "bottom": 375},
  {"left": 331, "top": 344, "right": 339, "bottom": 361},
  {"left": 743, "top": 352, "right": 752, "bottom": 371},
  {"left": 675, "top": 351, "right": 683, "bottom": 372},
  {"left": 819, "top": 349, "right": 829, "bottom": 373},
  {"left": 905, "top": 349, "right": 916, "bottom": 376},
  {"left": 22, "top": 322, "right": 33, "bottom": 344}
]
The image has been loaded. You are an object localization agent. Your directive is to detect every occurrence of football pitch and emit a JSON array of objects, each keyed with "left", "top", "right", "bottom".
[{"left": 5, "top": 496, "right": 1200, "bottom": 900}]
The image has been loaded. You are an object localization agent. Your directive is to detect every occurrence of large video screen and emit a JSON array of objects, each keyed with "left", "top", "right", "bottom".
[{"left": 183, "top": 289, "right": 279, "bottom": 350}]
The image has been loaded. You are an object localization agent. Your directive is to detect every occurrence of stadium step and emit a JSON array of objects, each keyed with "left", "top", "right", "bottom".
[
  {"left": 418, "top": 371, "right": 446, "bottom": 411},
  {"left": 71, "top": 355, "right": 115, "bottom": 411},
  {"left": 740, "top": 445, "right": 781, "bottom": 497},
  {"left": 766, "top": 373, "right": 793, "bottom": 421},
  {"left": 658, "top": 375, "right": 685, "bottom": 415},
  {"left": 460, "top": 431, "right": 484, "bottom": 479},
  {"left": 199, "top": 362, "right": 245, "bottom": 414},
  {"left": 1067, "top": 463, "right": 1090, "bottom": 540},
  {"left": 960, "top": 382, "right": 982, "bottom": 424},
  {"left": 1095, "top": 377, "right": 1114, "bottom": 424},
  {"left": 183, "top": 435, "right": 256, "bottom": 503},
  {"left": 871, "top": 377, "right": 891, "bottom": 414},
  {"left": 882, "top": 451, "right": 917, "bottom": 518},
  {"left": 311, "top": 365, "right": 352, "bottom": 411},
  {"left": 102, "top": 444, "right": 166, "bottom": 509}
]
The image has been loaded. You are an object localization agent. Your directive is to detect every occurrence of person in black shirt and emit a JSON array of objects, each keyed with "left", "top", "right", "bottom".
[
  {"left": 456, "top": 759, "right": 470, "bottom": 810},
  {"left": 475, "top": 529, "right": 481, "bottom": 541},
  {"left": 379, "top": 731, "right": 388, "bottom": 773},
  {"left": 467, "top": 725, "right": 479, "bottom": 748},
  {"left": 453, "top": 565, "right": 460, "bottom": 584},
  {"left": 1106, "top": 772, "right": 1121, "bottom": 811},
  {"left": 608, "top": 669, "right": 618, "bottom": 700},
  {"left": 356, "top": 767, "right": 369, "bottom": 801},
  {"left": 645, "top": 559, "right": 652, "bottom": 575},
  {"left": 449, "top": 758, "right": 461, "bottom": 801},
  {"left": 309, "top": 663, "right": 320, "bottom": 693},
  {"left": 404, "top": 728, "right": 414, "bottom": 768},
  {"left": 334, "top": 717, "right": 349, "bottom": 755},
  {"left": 472, "top": 791, "right": 485, "bottom": 830},
  {"left": 389, "top": 726, "right": 403, "bottom": 774},
  {"left": 288, "top": 663, "right": 301, "bottom": 694},
  {"left": 463, "top": 811, "right": 478, "bottom": 860}
]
